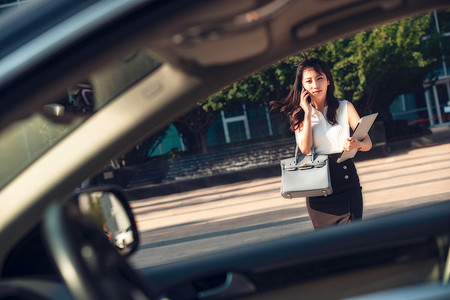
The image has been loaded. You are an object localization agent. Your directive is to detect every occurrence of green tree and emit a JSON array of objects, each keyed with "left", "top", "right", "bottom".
[
  {"left": 173, "top": 105, "right": 217, "bottom": 154},
  {"left": 311, "top": 13, "right": 440, "bottom": 139},
  {"left": 177, "top": 57, "right": 301, "bottom": 154},
  {"left": 225, "top": 57, "right": 302, "bottom": 137}
]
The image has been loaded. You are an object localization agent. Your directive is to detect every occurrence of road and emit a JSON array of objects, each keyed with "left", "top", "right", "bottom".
[{"left": 128, "top": 143, "right": 450, "bottom": 269}]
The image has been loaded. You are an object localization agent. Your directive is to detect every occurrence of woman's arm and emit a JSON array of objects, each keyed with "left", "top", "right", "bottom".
[
  {"left": 295, "top": 113, "right": 313, "bottom": 154},
  {"left": 344, "top": 102, "right": 372, "bottom": 152},
  {"left": 295, "top": 88, "right": 314, "bottom": 154}
]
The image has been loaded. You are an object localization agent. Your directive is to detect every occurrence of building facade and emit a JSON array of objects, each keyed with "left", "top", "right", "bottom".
[{"left": 390, "top": 10, "right": 450, "bottom": 128}]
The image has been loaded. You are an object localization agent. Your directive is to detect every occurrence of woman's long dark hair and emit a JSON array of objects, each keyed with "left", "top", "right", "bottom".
[{"left": 270, "top": 56, "right": 339, "bottom": 131}]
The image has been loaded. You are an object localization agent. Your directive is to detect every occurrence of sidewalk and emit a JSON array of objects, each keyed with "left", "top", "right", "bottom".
[
  {"left": 125, "top": 125, "right": 450, "bottom": 200},
  {"left": 129, "top": 139, "right": 450, "bottom": 268}
]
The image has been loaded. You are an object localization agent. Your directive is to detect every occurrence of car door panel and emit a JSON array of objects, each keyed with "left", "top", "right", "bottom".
[{"left": 141, "top": 200, "right": 450, "bottom": 299}]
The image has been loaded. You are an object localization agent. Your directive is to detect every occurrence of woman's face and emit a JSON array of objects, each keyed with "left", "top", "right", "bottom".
[{"left": 301, "top": 67, "right": 330, "bottom": 101}]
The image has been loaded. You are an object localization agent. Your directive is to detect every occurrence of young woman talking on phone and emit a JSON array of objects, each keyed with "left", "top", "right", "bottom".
[{"left": 271, "top": 57, "right": 372, "bottom": 229}]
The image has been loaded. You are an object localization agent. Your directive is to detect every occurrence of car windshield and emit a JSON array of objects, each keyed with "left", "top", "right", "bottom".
[{"left": 0, "top": 48, "right": 162, "bottom": 190}]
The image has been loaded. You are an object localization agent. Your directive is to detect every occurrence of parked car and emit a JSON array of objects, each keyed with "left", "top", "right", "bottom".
[{"left": 0, "top": 0, "right": 449, "bottom": 300}]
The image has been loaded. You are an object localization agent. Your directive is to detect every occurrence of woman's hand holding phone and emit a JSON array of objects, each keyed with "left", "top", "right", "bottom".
[{"left": 300, "top": 87, "right": 312, "bottom": 114}]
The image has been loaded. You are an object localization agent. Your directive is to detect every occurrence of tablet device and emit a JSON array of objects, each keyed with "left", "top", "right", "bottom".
[{"left": 337, "top": 112, "right": 378, "bottom": 163}]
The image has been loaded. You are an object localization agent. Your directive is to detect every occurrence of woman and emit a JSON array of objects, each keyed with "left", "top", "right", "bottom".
[{"left": 272, "top": 57, "right": 372, "bottom": 229}]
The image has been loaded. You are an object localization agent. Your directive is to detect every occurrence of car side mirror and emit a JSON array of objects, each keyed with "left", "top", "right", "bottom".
[{"left": 71, "top": 185, "right": 139, "bottom": 257}]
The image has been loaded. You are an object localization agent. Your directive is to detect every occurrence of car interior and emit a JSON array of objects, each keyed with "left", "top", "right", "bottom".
[{"left": 0, "top": 0, "right": 449, "bottom": 299}]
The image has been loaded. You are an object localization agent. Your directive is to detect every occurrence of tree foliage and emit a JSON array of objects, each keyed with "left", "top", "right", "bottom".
[
  {"left": 222, "top": 56, "right": 302, "bottom": 105},
  {"left": 311, "top": 14, "right": 440, "bottom": 121}
]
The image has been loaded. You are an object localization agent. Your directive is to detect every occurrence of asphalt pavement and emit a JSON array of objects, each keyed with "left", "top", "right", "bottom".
[{"left": 128, "top": 126, "right": 450, "bottom": 269}]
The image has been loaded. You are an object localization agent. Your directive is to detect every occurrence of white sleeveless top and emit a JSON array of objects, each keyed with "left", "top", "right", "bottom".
[{"left": 297, "top": 100, "right": 350, "bottom": 155}]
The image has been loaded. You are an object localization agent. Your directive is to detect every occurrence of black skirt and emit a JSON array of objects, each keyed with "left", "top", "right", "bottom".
[{"left": 306, "top": 153, "right": 363, "bottom": 230}]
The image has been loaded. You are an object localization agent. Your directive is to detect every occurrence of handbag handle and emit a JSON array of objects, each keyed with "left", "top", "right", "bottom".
[{"left": 295, "top": 144, "right": 315, "bottom": 164}]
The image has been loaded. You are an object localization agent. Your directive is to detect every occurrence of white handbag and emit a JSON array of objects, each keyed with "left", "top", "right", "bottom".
[{"left": 280, "top": 146, "right": 333, "bottom": 199}]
